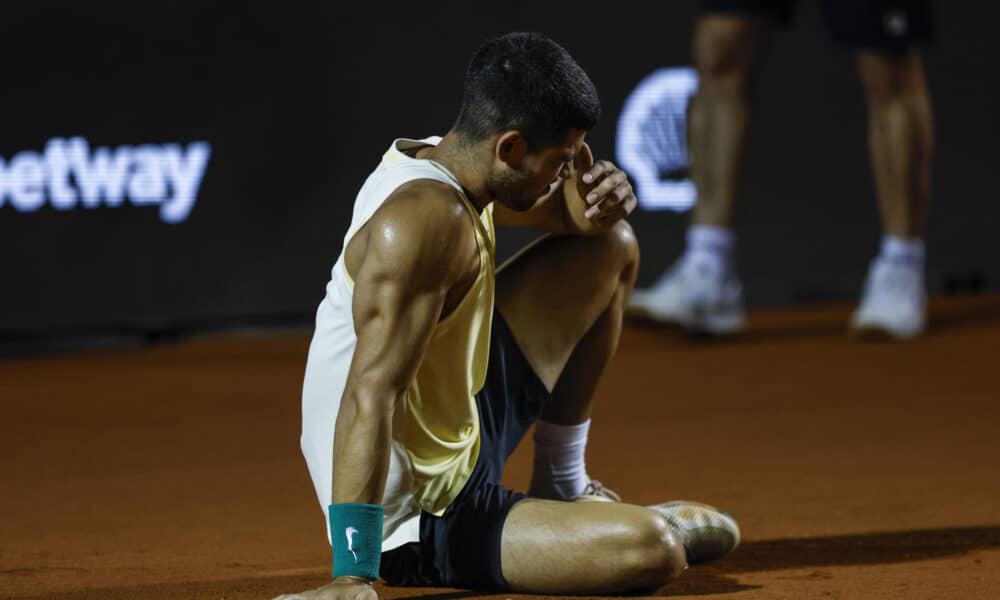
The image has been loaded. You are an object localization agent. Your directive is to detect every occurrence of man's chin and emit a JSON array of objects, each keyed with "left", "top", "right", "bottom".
[
  {"left": 519, "top": 195, "right": 545, "bottom": 211},
  {"left": 522, "top": 183, "right": 558, "bottom": 208},
  {"left": 498, "top": 196, "right": 537, "bottom": 212}
]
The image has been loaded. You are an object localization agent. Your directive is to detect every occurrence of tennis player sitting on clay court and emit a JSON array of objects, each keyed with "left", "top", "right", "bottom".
[{"left": 282, "top": 32, "right": 740, "bottom": 600}]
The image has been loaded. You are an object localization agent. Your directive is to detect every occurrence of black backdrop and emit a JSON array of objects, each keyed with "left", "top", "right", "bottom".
[{"left": 1, "top": 1, "right": 996, "bottom": 337}]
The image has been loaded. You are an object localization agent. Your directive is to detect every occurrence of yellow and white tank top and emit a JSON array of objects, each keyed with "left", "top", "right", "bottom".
[{"left": 300, "top": 136, "right": 495, "bottom": 552}]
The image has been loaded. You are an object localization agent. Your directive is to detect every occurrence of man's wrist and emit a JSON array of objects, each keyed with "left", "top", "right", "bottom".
[
  {"left": 335, "top": 575, "right": 374, "bottom": 586},
  {"left": 329, "top": 503, "right": 384, "bottom": 580}
]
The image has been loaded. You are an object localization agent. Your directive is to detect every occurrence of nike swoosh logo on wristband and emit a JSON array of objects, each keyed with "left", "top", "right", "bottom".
[{"left": 345, "top": 527, "right": 359, "bottom": 563}]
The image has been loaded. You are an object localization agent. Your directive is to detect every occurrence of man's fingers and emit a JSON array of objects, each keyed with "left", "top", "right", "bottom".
[
  {"left": 582, "top": 160, "right": 615, "bottom": 189},
  {"left": 585, "top": 170, "right": 628, "bottom": 205},
  {"left": 585, "top": 182, "right": 636, "bottom": 221},
  {"left": 623, "top": 194, "right": 638, "bottom": 215}
]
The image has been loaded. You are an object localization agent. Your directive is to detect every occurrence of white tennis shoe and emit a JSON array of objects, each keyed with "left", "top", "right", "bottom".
[
  {"left": 647, "top": 500, "right": 741, "bottom": 564},
  {"left": 571, "top": 480, "right": 622, "bottom": 503},
  {"left": 627, "top": 257, "right": 745, "bottom": 335},
  {"left": 851, "top": 257, "right": 927, "bottom": 339}
]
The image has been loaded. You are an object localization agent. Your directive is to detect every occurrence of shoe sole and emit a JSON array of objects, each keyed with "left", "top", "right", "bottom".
[
  {"left": 850, "top": 319, "right": 923, "bottom": 341},
  {"left": 626, "top": 304, "right": 745, "bottom": 336}
]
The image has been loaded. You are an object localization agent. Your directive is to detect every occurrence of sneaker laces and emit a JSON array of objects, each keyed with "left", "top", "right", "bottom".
[{"left": 580, "top": 480, "right": 622, "bottom": 502}]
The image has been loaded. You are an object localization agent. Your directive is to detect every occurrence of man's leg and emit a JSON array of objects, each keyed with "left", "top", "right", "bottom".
[
  {"left": 496, "top": 221, "right": 638, "bottom": 401},
  {"left": 851, "top": 49, "right": 933, "bottom": 338},
  {"left": 627, "top": 14, "right": 772, "bottom": 334},
  {"left": 689, "top": 14, "right": 772, "bottom": 229},
  {"left": 860, "top": 50, "right": 933, "bottom": 239},
  {"left": 497, "top": 221, "right": 637, "bottom": 499},
  {"left": 492, "top": 223, "right": 739, "bottom": 592},
  {"left": 494, "top": 223, "right": 684, "bottom": 592},
  {"left": 502, "top": 498, "right": 685, "bottom": 594}
]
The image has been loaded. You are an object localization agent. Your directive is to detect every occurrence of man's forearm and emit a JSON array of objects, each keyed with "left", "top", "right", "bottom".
[{"left": 331, "top": 388, "right": 398, "bottom": 505}]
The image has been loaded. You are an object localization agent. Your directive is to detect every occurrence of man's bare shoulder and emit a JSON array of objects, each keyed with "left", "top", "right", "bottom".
[
  {"left": 377, "top": 178, "right": 471, "bottom": 228},
  {"left": 355, "top": 179, "right": 477, "bottom": 289}
]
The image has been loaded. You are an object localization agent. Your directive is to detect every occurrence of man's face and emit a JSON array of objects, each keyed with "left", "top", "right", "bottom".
[{"left": 491, "top": 129, "right": 587, "bottom": 211}]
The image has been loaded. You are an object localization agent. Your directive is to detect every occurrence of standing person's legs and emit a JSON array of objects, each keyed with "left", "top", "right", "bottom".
[
  {"left": 859, "top": 50, "right": 933, "bottom": 240},
  {"left": 689, "top": 12, "right": 774, "bottom": 229},
  {"left": 627, "top": 5, "right": 776, "bottom": 335},
  {"left": 824, "top": 0, "right": 934, "bottom": 337}
]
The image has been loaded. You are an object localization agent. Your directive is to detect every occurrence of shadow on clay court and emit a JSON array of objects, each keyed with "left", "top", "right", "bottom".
[
  {"left": 726, "top": 526, "right": 1000, "bottom": 572},
  {"left": 925, "top": 297, "right": 1000, "bottom": 335},
  {"left": 657, "top": 525, "right": 1000, "bottom": 597}
]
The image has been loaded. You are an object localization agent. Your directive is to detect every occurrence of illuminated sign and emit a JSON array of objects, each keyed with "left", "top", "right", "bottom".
[
  {"left": 0, "top": 137, "right": 211, "bottom": 224},
  {"left": 616, "top": 67, "right": 698, "bottom": 212}
]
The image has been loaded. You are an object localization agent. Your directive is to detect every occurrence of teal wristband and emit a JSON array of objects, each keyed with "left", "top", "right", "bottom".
[{"left": 329, "top": 503, "right": 383, "bottom": 581}]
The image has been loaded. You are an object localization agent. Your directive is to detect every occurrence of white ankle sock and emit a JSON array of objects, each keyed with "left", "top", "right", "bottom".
[
  {"left": 880, "top": 236, "right": 925, "bottom": 269},
  {"left": 685, "top": 225, "right": 735, "bottom": 277},
  {"left": 529, "top": 419, "right": 591, "bottom": 500}
]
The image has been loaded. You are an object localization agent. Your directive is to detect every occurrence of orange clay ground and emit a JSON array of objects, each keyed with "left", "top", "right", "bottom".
[{"left": 2, "top": 295, "right": 999, "bottom": 599}]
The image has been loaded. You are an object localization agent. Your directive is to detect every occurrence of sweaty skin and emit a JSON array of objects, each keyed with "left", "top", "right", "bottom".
[{"left": 274, "top": 132, "right": 656, "bottom": 600}]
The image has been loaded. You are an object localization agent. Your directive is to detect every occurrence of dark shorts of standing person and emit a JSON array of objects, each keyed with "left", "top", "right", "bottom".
[
  {"left": 699, "top": 0, "right": 932, "bottom": 52},
  {"left": 379, "top": 309, "right": 549, "bottom": 591}
]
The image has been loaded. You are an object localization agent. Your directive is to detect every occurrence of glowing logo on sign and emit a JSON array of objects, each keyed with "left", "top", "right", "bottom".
[
  {"left": 0, "top": 137, "right": 211, "bottom": 224},
  {"left": 616, "top": 67, "right": 698, "bottom": 212}
]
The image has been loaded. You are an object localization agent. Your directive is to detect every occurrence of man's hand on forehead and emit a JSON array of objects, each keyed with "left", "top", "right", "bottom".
[{"left": 573, "top": 143, "right": 638, "bottom": 226}]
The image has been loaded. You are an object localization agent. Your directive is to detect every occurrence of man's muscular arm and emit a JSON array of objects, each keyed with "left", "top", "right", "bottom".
[
  {"left": 275, "top": 184, "right": 476, "bottom": 600},
  {"left": 275, "top": 183, "right": 474, "bottom": 600},
  {"left": 333, "top": 181, "right": 475, "bottom": 506}
]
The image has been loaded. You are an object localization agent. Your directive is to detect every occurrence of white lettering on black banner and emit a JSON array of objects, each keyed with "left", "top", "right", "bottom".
[{"left": 0, "top": 137, "right": 211, "bottom": 224}]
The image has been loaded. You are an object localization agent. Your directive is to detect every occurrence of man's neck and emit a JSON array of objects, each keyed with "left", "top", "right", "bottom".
[{"left": 420, "top": 133, "right": 493, "bottom": 212}]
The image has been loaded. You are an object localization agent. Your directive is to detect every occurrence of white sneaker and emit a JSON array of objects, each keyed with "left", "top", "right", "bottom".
[
  {"left": 571, "top": 480, "right": 622, "bottom": 503},
  {"left": 648, "top": 500, "right": 741, "bottom": 564},
  {"left": 626, "top": 256, "right": 745, "bottom": 335},
  {"left": 851, "top": 257, "right": 927, "bottom": 339}
]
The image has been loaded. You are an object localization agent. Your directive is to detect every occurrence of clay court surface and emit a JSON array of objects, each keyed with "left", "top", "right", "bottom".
[{"left": 2, "top": 296, "right": 998, "bottom": 599}]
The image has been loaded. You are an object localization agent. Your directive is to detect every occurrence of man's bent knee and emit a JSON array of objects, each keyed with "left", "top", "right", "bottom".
[
  {"left": 621, "top": 510, "right": 688, "bottom": 589},
  {"left": 557, "top": 220, "right": 639, "bottom": 289},
  {"left": 603, "top": 219, "right": 639, "bottom": 272}
]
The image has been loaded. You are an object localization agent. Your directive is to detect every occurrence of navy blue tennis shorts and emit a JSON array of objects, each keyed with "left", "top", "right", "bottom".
[
  {"left": 700, "top": 0, "right": 932, "bottom": 52},
  {"left": 379, "top": 309, "right": 549, "bottom": 590}
]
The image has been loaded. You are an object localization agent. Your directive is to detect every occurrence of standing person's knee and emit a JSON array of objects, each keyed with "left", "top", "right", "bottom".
[
  {"left": 693, "top": 17, "right": 765, "bottom": 92},
  {"left": 858, "top": 50, "right": 920, "bottom": 104}
]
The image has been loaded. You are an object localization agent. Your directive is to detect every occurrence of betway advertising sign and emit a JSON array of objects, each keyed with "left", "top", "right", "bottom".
[{"left": 0, "top": 138, "right": 211, "bottom": 224}]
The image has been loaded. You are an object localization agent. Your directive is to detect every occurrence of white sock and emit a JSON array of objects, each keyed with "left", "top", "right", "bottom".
[
  {"left": 529, "top": 419, "right": 591, "bottom": 500},
  {"left": 879, "top": 236, "right": 925, "bottom": 270},
  {"left": 684, "top": 225, "right": 735, "bottom": 278}
]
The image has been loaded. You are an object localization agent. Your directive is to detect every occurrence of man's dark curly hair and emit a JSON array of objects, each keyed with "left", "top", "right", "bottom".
[{"left": 453, "top": 32, "right": 601, "bottom": 149}]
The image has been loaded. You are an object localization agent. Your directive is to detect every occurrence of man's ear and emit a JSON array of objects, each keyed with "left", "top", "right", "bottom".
[{"left": 495, "top": 131, "right": 528, "bottom": 168}]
